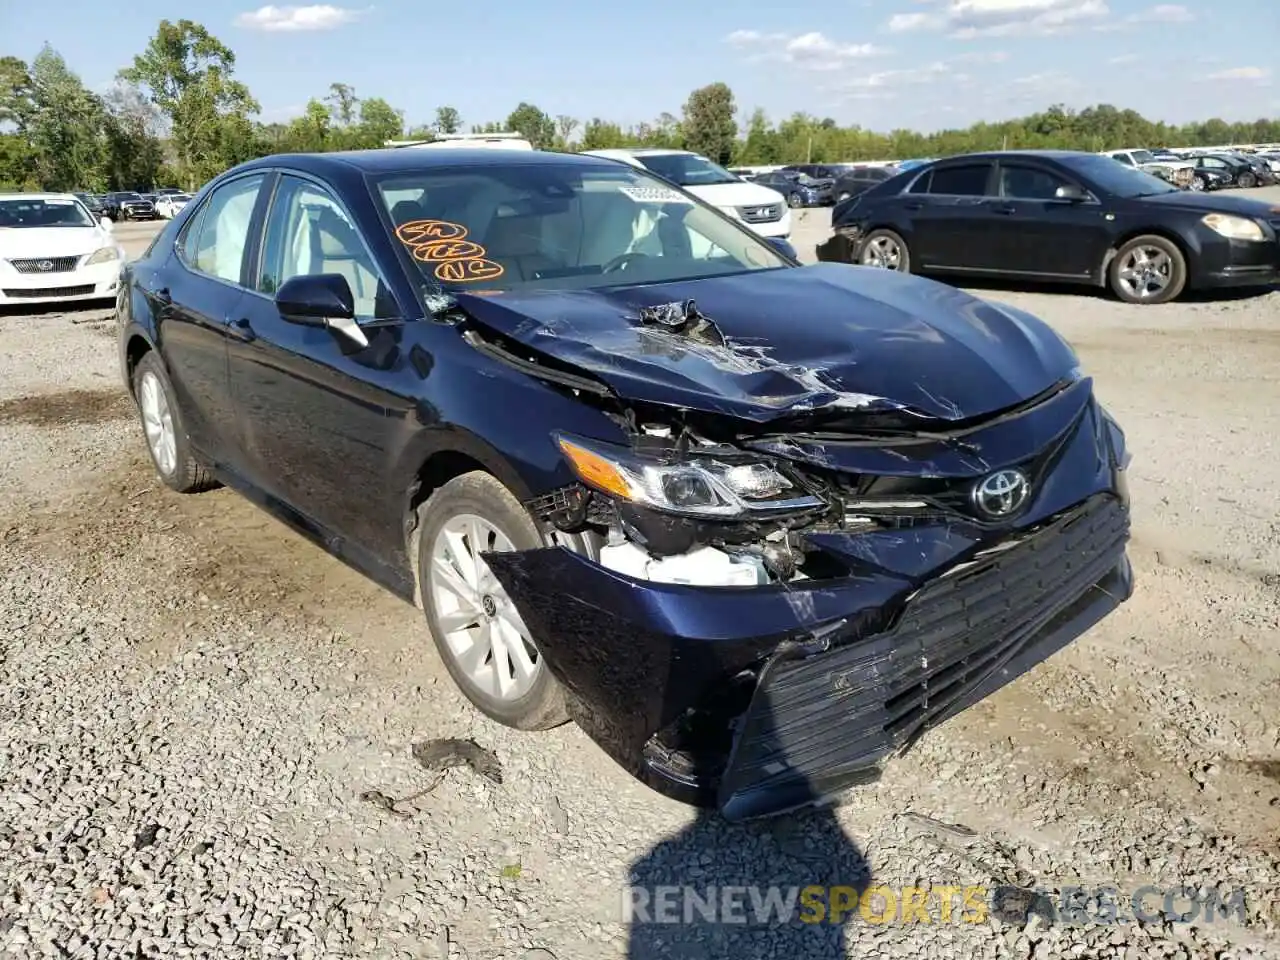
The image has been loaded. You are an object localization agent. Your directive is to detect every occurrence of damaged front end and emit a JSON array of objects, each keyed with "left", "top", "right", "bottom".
[{"left": 463, "top": 283, "right": 1134, "bottom": 820}]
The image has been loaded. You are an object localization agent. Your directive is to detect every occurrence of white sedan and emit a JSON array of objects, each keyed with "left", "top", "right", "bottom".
[
  {"left": 154, "top": 193, "right": 192, "bottom": 219},
  {"left": 0, "top": 193, "right": 125, "bottom": 306}
]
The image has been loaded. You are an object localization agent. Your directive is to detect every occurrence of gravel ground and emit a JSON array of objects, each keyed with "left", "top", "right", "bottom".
[{"left": 2, "top": 206, "right": 1279, "bottom": 960}]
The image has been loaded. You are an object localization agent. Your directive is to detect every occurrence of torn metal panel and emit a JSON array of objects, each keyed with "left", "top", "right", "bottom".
[{"left": 453, "top": 262, "right": 1079, "bottom": 424}]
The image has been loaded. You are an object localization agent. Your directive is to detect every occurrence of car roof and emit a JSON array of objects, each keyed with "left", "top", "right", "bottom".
[
  {"left": 933, "top": 150, "right": 1101, "bottom": 162},
  {"left": 237, "top": 148, "right": 623, "bottom": 178},
  {"left": 0, "top": 191, "right": 79, "bottom": 201}
]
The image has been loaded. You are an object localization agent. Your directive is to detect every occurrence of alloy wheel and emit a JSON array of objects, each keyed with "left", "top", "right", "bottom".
[
  {"left": 1190, "top": 177, "right": 1205, "bottom": 191},
  {"left": 1116, "top": 245, "right": 1173, "bottom": 301},
  {"left": 427, "top": 514, "right": 540, "bottom": 702},
  {"left": 860, "top": 236, "right": 902, "bottom": 270},
  {"left": 138, "top": 371, "right": 177, "bottom": 477}
]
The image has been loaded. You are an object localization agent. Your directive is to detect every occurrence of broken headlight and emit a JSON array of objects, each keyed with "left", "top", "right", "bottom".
[{"left": 556, "top": 433, "right": 825, "bottom": 518}]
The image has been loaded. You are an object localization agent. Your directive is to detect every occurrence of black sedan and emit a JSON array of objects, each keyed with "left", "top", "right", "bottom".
[
  {"left": 118, "top": 147, "right": 1133, "bottom": 819},
  {"left": 817, "top": 150, "right": 1280, "bottom": 305},
  {"left": 752, "top": 169, "right": 834, "bottom": 207},
  {"left": 1184, "top": 153, "right": 1272, "bottom": 189}
]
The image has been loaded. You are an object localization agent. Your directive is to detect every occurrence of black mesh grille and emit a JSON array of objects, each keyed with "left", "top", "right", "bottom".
[
  {"left": 2, "top": 284, "right": 96, "bottom": 298},
  {"left": 8, "top": 256, "right": 80, "bottom": 274},
  {"left": 719, "top": 494, "right": 1129, "bottom": 816}
]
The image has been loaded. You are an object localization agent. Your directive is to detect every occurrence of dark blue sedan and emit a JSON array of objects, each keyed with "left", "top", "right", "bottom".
[{"left": 117, "top": 147, "right": 1134, "bottom": 820}]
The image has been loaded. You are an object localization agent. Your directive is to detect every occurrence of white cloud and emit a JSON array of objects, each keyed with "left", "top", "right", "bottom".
[
  {"left": 1133, "top": 3, "right": 1192, "bottom": 21},
  {"left": 235, "top": 4, "right": 365, "bottom": 31},
  {"left": 1206, "top": 66, "right": 1271, "bottom": 81},
  {"left": 724, "top": 30, "right": 888, "bottom": 70},
  {"left": 1108, "top": 53, "right": 1138, "bottom": 64},
  {"left": 886, "top": 0, "right": 1109, "bottom": 38},
  {"left": 950, "top": 49, "right": 1011, "bottom": 62}
]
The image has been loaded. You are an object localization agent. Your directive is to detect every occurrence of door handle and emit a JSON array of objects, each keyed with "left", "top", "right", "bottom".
[
  {"left": 994, "top": 204, "right": 1017, "bottom": 215},
  {"left": 903, "top": 202, "right": 924, "bottom": 211}
]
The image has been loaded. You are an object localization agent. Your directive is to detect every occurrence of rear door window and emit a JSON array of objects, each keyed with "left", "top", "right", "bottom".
[{"left": 927, "top": 164, "right": 994, "bottom": 196}]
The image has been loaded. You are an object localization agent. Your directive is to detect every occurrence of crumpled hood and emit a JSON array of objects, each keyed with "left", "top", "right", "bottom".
[{"left": 455, "top": 263, "right": 1078, "bottom": 423}]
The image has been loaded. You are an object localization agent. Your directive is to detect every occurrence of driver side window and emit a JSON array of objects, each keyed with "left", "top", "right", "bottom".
[{"left": 258, "top": 175, "right": 391, "bottom": 319}]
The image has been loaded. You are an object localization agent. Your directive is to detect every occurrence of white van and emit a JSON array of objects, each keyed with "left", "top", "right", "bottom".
[{"left": 582, "top": 148, "right": 792, "bottom": 240}]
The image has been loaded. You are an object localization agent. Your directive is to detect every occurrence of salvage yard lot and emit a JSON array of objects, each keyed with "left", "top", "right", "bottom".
[{"left": 2, "top": 201, "right": 1279, "bottom": 959}]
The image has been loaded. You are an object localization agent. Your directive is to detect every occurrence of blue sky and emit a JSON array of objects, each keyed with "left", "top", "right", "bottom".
[{"left": 3, "top": 0, "right": 1277, "bottom": 134}]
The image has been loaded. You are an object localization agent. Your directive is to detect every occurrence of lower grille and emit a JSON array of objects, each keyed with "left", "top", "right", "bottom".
[
  {"left": 8, "top": 256, "right": 80, "bottom": 274},
  {"left": 738, "top": 203, "right": 783, "bottom": 224},
  {"left": 3, "top": 284, "right": 96, "bottom": 299},
  {"left": 719, "top": 494, "right": 1129, "bottom": 816}
]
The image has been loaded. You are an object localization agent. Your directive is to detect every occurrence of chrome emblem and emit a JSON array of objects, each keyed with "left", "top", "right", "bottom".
[
  {"left": 971, "top": 469, "right": 1030, "bottom": 519},
  {"left": 36, "top": 260, "right": 54, "bottom": 272}
]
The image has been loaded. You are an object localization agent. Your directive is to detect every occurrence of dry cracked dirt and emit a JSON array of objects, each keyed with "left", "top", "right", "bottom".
[{"left": 1, "top": 212, "right": 1278, "bottom": 960}]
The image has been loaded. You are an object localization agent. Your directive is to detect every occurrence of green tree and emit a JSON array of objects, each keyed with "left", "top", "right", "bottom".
[
  {"left": 354, "top": 97, "right": 402, "bottom": 148},
  {"left": 579, "top": 118, "right": 627, "bottom": 151},
  {"left": 682, "top": 82, "right": 737, "bottom": 165},
  {"left": 433, "top": 105, "right": 461, "bottom": 135},
  {"left": 506, "top": 102, "right": 555, "bottom": 149},
  {"left": 554, "top": 114, "right": 579, "bottom": 150},
  {"left": 120, "top": 19, "right": 259, "bottom": 187},
  {"left": 101, "top": 82, "right": 166, "bottom": 190},
  {"left": 326, "top": 82, "right": 358, "bottom": 126},
  {"left": 26, "top": 45, "right": 107, "bottom": 191},
  {"left": 0, "top": 57, "right": 36, "bottom": 129}
]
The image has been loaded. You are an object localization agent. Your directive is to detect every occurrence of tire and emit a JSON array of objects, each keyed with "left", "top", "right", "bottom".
[
  {"left": 131, "top": 352, "right": 218, "bottom": 493},
  {"left": 1237, "top": 171, "right": 1257, "bottom": 188},
  {"left": 787, "top": 192, "right": 803, "bottom": 208},
  {"left": 857, "top": 228, "right": 911, "bottom": 272},
  {"left": 416, "top": 471, "right": 569, "bottom": 731},
  {"left": 1191, "top": 175, "right": 1207, "bottom": 192},
  {"left": 1107, "top": 235, "right": 1187, "bottom": 305}
]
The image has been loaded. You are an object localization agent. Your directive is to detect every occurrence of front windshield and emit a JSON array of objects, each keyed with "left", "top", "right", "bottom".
[
  {"left": 376, "top": 160, "right": 790, "bottom": 295},
  {"left": 634, "top": 153, "right": 740, "bottom": 187},
  {"left": 1060, "top": 155, "right": 1179, "bottom": 197},
  {"left": 1130, "top": 150, "right": 1156, "bottom": 164},
  {"left": 0, "top": 197, "right": 96, "bottom": 228}
]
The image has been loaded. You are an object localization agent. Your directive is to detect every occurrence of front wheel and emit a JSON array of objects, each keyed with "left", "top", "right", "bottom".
[
  {"left": 1107, "top": 235, "right": 1187, "bottom": 305},
  {"left": 1190, "top": 175, "right": 1207, "bottom": 192},
  {"left": 786, "top": 192, "right": 803, "bottom": 208},
  {"left": 857, "top": 228, "right": 911, "bottom": 272},
  {"left": 417, "top": 471, "right": 569, "bottom": 731},
  {"left": 1237, "top": 171, "right": 1257, "bottom": 188}
]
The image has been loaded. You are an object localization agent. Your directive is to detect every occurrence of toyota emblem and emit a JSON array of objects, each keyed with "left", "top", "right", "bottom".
[
  {"left": 36, "top": 260, "right": 54, "bottom": 272},
  {"left": 971, "top": 469, "right": 1030, "bottom": 518}
]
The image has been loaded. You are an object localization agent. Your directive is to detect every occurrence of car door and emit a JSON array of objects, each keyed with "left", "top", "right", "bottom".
[
  {"left": 989, "top": 162, "right": 1109, "bottom": 278},
  {"left": 901, "top": 161, "right": 1000, "bottom": 270},
  {"left": 226, "top": 172, "right": 407, "bottom": 561},
  {"left": 155, "top": 172, "right": 269, "bottom": 471}
]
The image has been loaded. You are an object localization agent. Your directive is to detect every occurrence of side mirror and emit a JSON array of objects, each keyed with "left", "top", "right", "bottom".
[
  {"left": 1054, "top": 184, "right": 1088, "bottom": 202},
  {"left": 275, "top": 273, "right": 368, "bottom": 349},
  {"left": 765, "top": 236, "right": 799, "bottom": 261}
]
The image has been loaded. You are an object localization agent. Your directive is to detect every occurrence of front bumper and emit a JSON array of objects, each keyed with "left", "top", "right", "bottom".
[
  {"left": 486, "top": 392, "right": 1134, "bottom": 819},
  {"left": 1188, "top": 222, "right": 1280, "bottom": 289},
  {"left": 0, "top": 260, "right": 123, "bottom": 306}
]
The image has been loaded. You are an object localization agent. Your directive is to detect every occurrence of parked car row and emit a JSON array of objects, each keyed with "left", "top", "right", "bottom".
[
  {"left": 1101, "top": 147, "right": 1277, "bottom": 191},
  {"left": 816, "top": 149, "right": 1280, "bottom": 305},
  {"left": 69, "top": 188, "right": 194, "bottom": 222}
]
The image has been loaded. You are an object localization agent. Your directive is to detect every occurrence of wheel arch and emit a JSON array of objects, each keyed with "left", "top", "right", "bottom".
[{"left": 1099, "top": 227, "right": 1193, "bottom": 287}]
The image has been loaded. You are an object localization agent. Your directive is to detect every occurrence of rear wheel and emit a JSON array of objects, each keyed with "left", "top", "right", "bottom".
[
  {"left": 858, "top": 228, "right": 910, "bottom": 273},
  {"left": 1107, "top": 235, "right": 1186, "bottom": 305},
  {"left": 417, "top": 471, "right": 569, "bottom": 731},
  {"left": 1190, "top": 175, "right": 1207, "bottom": 192},
  {"left": 1238, "top": 171, "right": 1258, "bottom": 188}
]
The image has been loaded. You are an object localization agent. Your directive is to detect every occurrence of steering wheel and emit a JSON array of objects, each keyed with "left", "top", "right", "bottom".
[{"left": 601, "top": 251, "right": 652, "bottom": 274}]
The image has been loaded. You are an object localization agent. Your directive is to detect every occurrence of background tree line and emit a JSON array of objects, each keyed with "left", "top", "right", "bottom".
[{"left": 3, "top": 18, "right": 1278, "bottom": 193}]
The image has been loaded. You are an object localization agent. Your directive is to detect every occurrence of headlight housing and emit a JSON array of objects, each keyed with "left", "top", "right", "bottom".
[
  {"left": 84, "top": 246, "right": 120, "bottom": 265},
  {"left": 1201, "top": 213, "right": 1265, "bottom": 242},
  {"left": 556, "top": 434, "right": 825, "bottom": 518}
]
